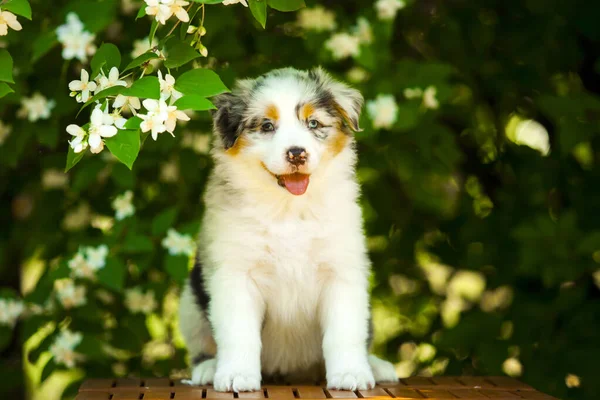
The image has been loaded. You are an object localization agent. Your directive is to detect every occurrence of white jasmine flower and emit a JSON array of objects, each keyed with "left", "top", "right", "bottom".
[
  {"left": 0, "top": 120, "right": 11, "bottom": 145},
  {"left": 145, "top": 0, "right": 173, "bottom": 25},
  {"left": 502, "top": 357, "right": 523, "bottom": 377},
  {"left": 422, "top": 86, "right": 439, "bottom": 109},
  {"left": 18, "top": 93, "right": 56, "bottom": 122},
  {"left": 63, "top": 203, "right": 91, "bottom": 231},
  {"left": 447, "top": 270, "right": 486, "bottom": 302},
  {"left": 162, "top": 228, "right": 195, "bottom": 256},
  {"left": 296, "top": 6, "right": 336, "bottom": 32},
  {"left": 96, "top": 67, "right": 127, "bottom": 92},
  {"left": 125, "top": 287, "right": 157, "bottom": 314},
  {"left": 56, "top": 13, "right": 96, "bottom": 62},
  {"left": 375, "top": 0, "right": 406, "bottom": 21},
  {"left": 347, "top": 67, "right": 369, "bottom": 83},
  {"left": 566, "top": 374, "right": 581, "bottom": 388},
  {"left": 325, "top": 33, "right": 360, "bottom": 60},
  {"left": 91, "top": 215, "right": 114, "bottom": 232},
  {"left": 353, "top": 17, "right": 373, "bottom": 44},
  {"left": 366, "top": 94, "right": 398, "bottom": 130},
  {"left": 42, "top": 169, "right": 69, "bottom": 190},
  {"left": 49, "top": 329, "right": 83, "bottom": 368},
  {"left": 165, "top": 105, "right": 190, "bottom": 134},
  {"left": 131, "top": 36, "right": 159, "bottom": 59},
  {"left": 0, "top": 298, "right": 24, "bottom": 327},
  {"left": 68, "top": 251, "right": 95, "bottom": 279},
  {"left": 222, "top": 0, "right": 248, "bottom": 6},
  {"left": 66, "top": 124, "right": 88, "bottom": 153},
  {"left": 69, "top": 69, "right": 97, "bottom": 103},
  {"left": 157, "top": 70, "right": 183, "bottom": 102},
  {"left": 139, "top": 98, "right": 169, "bottom": 140},
  {"left": 0, "top": 8, "right": 22, "bottom": 36},
  {"left": 101, "top": 106, "right": 127, "bottom": 130},
  {"left": 114, "top": 94, "right": 141, "bottom": 115},
  {"left": 514, "top": 119, "right": 550, "bottom": 156},
  {"left": 54, "top": 279, "right": 87, "bottom": 309},
  {"left": 112, "top": 191, "right": 135, "bottom": 220},
  {"left": 167, "top": 0, "right": 190, "bottom": 22},
  {"left": 404, "top": 87, "right": 423, "bottom": 99},
  {"left": 88, "top": 106, "right": 118, "bottom": 154},
  {"left": 182, "top": 132, "right": 211, "bottom": 154},
  {"left": 85, "top": 245, "right": 109, "bottom": 270}
]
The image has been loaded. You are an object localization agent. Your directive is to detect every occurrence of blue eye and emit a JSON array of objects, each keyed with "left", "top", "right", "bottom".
[
  {"left": 308, "top": 119, "right": 320, "bottom": 129},
  {"left": 262, "top": 122, "right": 275, "bottom": 132}
]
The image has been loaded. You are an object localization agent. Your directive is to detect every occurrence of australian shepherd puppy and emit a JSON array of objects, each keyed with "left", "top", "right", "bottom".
[{"left": 178, "top": 67, "right": 398, "bottom": 392}]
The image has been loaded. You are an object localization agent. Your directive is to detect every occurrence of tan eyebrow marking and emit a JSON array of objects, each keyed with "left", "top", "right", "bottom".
[
  {"left": 299, "top": 103, "right": 315, "bottom": 120},
  {"left": 265, "top": 104, "right": 279, "bottom": 121}
]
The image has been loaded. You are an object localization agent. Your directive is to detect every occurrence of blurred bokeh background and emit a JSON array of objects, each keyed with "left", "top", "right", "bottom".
[{"left": 1, "top": 0, "right": 600, "bottom": 399}]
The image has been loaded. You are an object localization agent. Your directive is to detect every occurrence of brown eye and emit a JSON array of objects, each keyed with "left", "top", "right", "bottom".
[
  {"left": 262, "top": 122, "right": 275, "bottom": 132},
  {"left": 308, "top": 119, "right": 320, "bottom": 129}
]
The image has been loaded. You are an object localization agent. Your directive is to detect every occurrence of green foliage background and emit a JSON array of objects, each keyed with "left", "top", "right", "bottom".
[{"left": 1, "top": 0, "right": 600, "bottom": 399}]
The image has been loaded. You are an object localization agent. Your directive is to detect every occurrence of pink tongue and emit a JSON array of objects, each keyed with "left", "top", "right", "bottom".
[{"left": 281, "top": 173, "right": 310, "bottom": 195}]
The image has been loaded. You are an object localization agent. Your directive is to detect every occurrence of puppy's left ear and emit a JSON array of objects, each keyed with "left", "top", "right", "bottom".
[{"left": 310, "top": 67, "right": 364, "bottom": 132}]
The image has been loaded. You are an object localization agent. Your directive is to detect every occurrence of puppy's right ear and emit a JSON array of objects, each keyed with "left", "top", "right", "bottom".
[{"left": 211, "top": 93, "right": 246, "bottom": 150}]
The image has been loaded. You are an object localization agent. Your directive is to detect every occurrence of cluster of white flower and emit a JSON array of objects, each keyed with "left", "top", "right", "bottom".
[
  {"left": 138, "top": 71, "right": 189, "bottom": 140},
  {"left": 56, "top": 13, "right": 96, "bottom": 62},
  {"left": 125, "top": 287, "right": 157, "bottom": 314},
  {"left": 404, "top": 86, "right": 439, "bottom": 110},
  {"left": 222, "top": 0, "right": 248, "bottom": 6},
  {"left": 18, "top": 93, "right": 56, "bottom": 122},
  {"left": 54, "top": 278, "right": 87, "bottom": 309},
  {"left": 0, "top": 120, "right": 11, "bottom": 146},
  {"left": 162, "top": 228, "right": 195, "bottom": 256},
  {"left": 374, "top": 0, "right": 406, "bottom": 21},
  {"left": 144, "top": 0, "right": 190, "bottom": 25},
  {"left": 353, "top": 17, "right": 373, "bottom": 45},
  {"left": 49, "top": 329, "right": 83, "bottom": 368},
  {"left": 0, "top": 8, "right": 22, "bottom": 36},
  {"left": 0, "top": 298, "right": 25, "bottom": 327},
  {"left": 67, "top": 104, "right": 120, "bottom": 154},
  {"left": 296, "top": 6, "right": 336, "bottom": 32},
  {"left": 63, "top": 203, "right": 92, "bottom": 231},
  {"left": 68, "top": 245, "right": 109, "bottom": 279},
  {"left": 112, "top": 190, "right": 135, "bottom": 220},
  {"left": 367, "top": 94, "right": 398, "bottom": 130},
  {"left": 325, "top": 33, "right": 360, "bottom": 60},
  {"left": 346, "top": 67, "right": 369, "bottom": 83}
]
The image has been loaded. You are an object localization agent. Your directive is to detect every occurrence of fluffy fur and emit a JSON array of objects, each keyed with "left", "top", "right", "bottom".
[{"left": 178, "top": 67, "right": 397, "bottom": 392}]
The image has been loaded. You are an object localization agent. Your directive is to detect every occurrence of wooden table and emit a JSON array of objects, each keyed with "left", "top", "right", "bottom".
[{"left": 75, "top": 377, "right": 558, "bottom": 399}]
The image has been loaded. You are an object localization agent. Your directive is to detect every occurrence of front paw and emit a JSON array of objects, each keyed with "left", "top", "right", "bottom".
[
  {"left": 327, "top": 364, "right": 375, "bottom": 391},
  {"left": 213, "top": 366, "right": 261, "bottom": 392}
]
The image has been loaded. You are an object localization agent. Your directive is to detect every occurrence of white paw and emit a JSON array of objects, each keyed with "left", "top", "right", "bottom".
[
  {"left": 368, "top": 355, "right": 398, "bottom": 383},
  {"left": 213, "top": 366, "right": 261, "bottom": 392},
  {"left": 327, "top": 364, "right": 375, "bottom": 391},
  {"left": 188, "top": 358, "right": 216, "bottom": 385}
]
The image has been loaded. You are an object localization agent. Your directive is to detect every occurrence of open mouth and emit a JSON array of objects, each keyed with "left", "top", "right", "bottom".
[{"left": 276, "top": 173, "right": 310, "bottom": 196}]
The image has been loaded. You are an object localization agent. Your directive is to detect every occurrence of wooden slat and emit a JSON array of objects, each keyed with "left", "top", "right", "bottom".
[
  {"left": 486, "top": 378, "right": 532, "bottom": 390},
  {"left": 172, "top": 388, "right": 205, "bottom": 399},
  {"left": 143, "top": 389, "right": 175, "bottom": 400},
  {"left": 448, "top": 389, "right": 487, "bottom": 398},
  {"left": 79, "top": 379, "right": 116, "bottom": 391},
  {"left": 431, "top": 377, "right": 464, "bottom": 387},
  {"left": 237, "top": 390, "right": 266, "bottom": 398},
  {"left": 479, "top": 390, "right": 522, "bottom": 398},
  {"left": 401, "top": 378, "right": 436, "bottom": 388},
  {"left": 384, "top": 387, "right": 425, "bottom": 398},
  {"left": 417, "top": 389, "right": 457, "bottom": 398},
  {"left": 75, "top": 393, "right": 112, "bottom": 400},
  {"left": 143, "top": 378, "right": 173, "bottom": 388},
  {"left": 109, "top": 390, "right": 143, "bottom": 399},
  {"left": 357, "top": 387, "right": 392, "bottom": 398},
  {"left": 265, "top": 387, "right": 296, "bottom": 399},
  {"left": 326, "top": 389, "right": 358, "bottom": 399},
  {"left": 455, "top": 378, "right": 497, "bottom": 389},
  {"left": 295, "top": 386, "right": 327, "bottom": 398},
  {"left": 205, "top": 388, "right": 235, "bottom": 399},
  {"left": 115, "top": 378, "right": 142, "bottom": 388}
]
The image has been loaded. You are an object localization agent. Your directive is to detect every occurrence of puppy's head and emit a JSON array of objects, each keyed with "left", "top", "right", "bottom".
[{"left": 211, "top": 67, "right": 363, "bottom": 196}]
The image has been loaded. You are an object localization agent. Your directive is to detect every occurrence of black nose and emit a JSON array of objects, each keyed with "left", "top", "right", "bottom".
[{"left": 286, "top": 147, "right": 308, "bottom": 165}]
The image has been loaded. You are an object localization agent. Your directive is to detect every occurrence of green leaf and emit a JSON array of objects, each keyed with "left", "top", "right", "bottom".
[
  {"left": 123, "top": 76, "right": 160, "bottom": 99},
  {"left": 104, "top": 130, "right": 141, "bottom": 170},
  {"left": 31, "top": 31, "right": 58, "bottom": 63},
  {"left": 0, "top": 326, "right": 12, "bottom": 353},
  {"left": 123, "top": 52, "right": 160, "bottom": 72},
  {"left": 190, "top": 0, "right": 225, "bottom": 3},
  {"left": 164, "top": 40, "right": 201, "bottom": 69},
  {"left": 2, "top": 0, "right": 32, "bottom": 19},
  {"left": 174, "top": 68, "right": 229, "bottom": 97},
  {"left": 249, "top": 0, "right": 267, "bottom": 28},
  {"left": 0, "top": 82, "right": 14, "bottom": 99},
  {"left": 40, "top": 359, "right": 57, "bottom": 383},
  {"left": 267, "top": 0, "right": 304, "bottom": 11},
  {"left": 173, "top": 95, "right": 215, "bottom": 111},
  {"left": 124, "top": 116, "right": 143, "bottom": 130},
  {"left": 136, "top": 5, "right": 146, "bottom": 19},
  {"left": 90, "top": 43, "right": 121, "bottom": 78},
  {"left": 77, "top": 336, "right": 107, "bottom": 360},
  {"left": 149, "top": 20, "right": 159, "bottom": 48},
  {"left": 28, "top": 328, "right": 57, "bottom": 364},
  {"left": 0, "top": 50, "right": 14, "bottom": 84},
  {"left": 123, "top": 233, "right": 154, "bottom": 253},
  {"left": 152, "top": 208, "right": 179, "bottom": 236},
  {"left": 79, "top": 86, "right": 126, "bottom": 115},
  {"left": 96, "top": 257, "right": 126, "bottom": 291},
  {"left": 165, "top": 254, "right": 190, "bottom": 283},
  {"left": 65, "top": 146, "right": 85, "bottom": 172}
]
